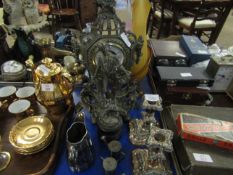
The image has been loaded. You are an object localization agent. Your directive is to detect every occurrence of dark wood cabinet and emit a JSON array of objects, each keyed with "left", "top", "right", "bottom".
[{"left": 78, "top": 0, "right": 97, "bottom": 27}]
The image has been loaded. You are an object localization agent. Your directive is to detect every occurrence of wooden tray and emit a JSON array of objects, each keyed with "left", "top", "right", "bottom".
[{"left": 0, "top": 102, "right": 74, "bottom": 175}]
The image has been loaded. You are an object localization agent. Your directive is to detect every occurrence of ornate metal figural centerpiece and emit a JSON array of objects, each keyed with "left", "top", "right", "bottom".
[{"left": 78, "top": 0, "right": 143, "bottom": 141}]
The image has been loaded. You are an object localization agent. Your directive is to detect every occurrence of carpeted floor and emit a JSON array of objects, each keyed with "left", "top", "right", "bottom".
[{"left": 216, "top": 10, "right": 233, "bottom": 48}]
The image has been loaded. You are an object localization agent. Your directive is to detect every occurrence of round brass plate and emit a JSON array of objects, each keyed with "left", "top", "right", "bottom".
[
  {"left": 0, "top": 152, "right": 11, "bottom": 171},
  {"left": 9, "top": 116, "right": 54, "bottom": 155}
]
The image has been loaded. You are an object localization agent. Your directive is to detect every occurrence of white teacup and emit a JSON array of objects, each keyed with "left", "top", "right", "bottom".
[
  {"left": 0, "top": 86, "right": 17, "bottom": 110},
  {"left": 16, "top": 86, "right": 35, "bottom": 101},
  {"left": 8, "top": 99, "right": 33, "bottom": 117},
  {"left": 0, "top": 86, "right": 16, "bottom": 99}
]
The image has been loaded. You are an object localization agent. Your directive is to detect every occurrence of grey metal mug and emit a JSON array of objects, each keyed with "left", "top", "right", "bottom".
[{"left": 66, "top": 122, "right": 95, "bottom": 172}]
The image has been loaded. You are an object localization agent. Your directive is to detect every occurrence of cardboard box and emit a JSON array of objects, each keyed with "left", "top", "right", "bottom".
[
  {"left": 177, "top": 113, "right": 233, "bottom": 150},
  {"left": 161, "top": 105, "right": 233, "bottom": 175},
  {"left": 180, "top": 35, "right": 211, "bottom": 65},
  {"left": 206, "top": 56, "right": 233, "bottom": 92}
]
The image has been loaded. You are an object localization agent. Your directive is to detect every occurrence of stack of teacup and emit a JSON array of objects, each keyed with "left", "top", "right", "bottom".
[{"left": 0, "top": 86, "right": 36, "bottom": 117}]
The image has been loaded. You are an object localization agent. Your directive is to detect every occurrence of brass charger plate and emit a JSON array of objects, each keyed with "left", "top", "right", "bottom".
[{"left": 9, "top": 116, "right": 54, "bottom": 155}]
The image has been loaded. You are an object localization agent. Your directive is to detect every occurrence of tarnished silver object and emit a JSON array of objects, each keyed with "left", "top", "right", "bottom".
[
  {"left": 102, "top": 157, "right": 117, "bottom": 175},
  {"left": 148, "top": 126, "right": 173, "bottom": 152},
  {"left": 36, "top": 38, "right": 75, "bottom": 58},
  {"left": 129, "top": 119, "right": 173, "bottom": 152},
  {"left": 141, "top": 111, "right": 159, "bottom": 125},
  {"left": 132, "top": 149, "right": 172, "bottom": 175},
  {"left": 108, "top": 140, "right": 125, "bottom": 161},
  {"left": 66, "top": 122, "right": 95, "bottom": 172},
  {"left": 75, "top": 111, "right": 85, "bottom": 123},
  {"left": 142, "top": 94, "right": 163, "bottom": 111},
  {"left": 1, "top": 60, "right": 27, "bottom": 81},
  {"left": 77, "top": 0, "right": 143, "bottom": 141},
  {"left": 131, "top": 94, "right": 173, "bottom": 175}
]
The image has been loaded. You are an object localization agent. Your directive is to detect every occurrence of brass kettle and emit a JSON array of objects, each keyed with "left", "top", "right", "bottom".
[{"left": 26, "top": 56, "right": 73, "bottom": 106}]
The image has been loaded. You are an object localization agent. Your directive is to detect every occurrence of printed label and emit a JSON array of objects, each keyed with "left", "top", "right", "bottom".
[
  {"left": 41, "top": 84, "right": 54, "bottom": 92},
  {"left": 120, "top": 33, "right": 131, "bottom": 47},
  {"left": 196, "top": 86, "right": 211, "bottom": 90},
  {"left": 180, "top": 73, "right": 192, "bottom": 77},
  {"left": 38, "top": 64, "right": 50, "bottom": 75},
  {"left": 193, "top": 153, "right": 213, "bottom": 163},
  {"left": 115, "top": 0, "right": 128, "bottom": 10},
  {"left": 145, "top": 94, "right": 160, "bottom": 102}
]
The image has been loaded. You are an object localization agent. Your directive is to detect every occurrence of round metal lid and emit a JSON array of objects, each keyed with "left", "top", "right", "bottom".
[
  {"left": 103, "top": 157, "right": 117, "bottom": 172},
  {"left": 108, "top": 140, "right": 122, "bottom": 153}
]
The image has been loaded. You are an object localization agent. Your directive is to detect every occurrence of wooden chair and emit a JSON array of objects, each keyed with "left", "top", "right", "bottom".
[
  {"left": 177, "top": 0, "right": 230, "bottom": 45},
  {"left": 149, "top": 0, "right": 173, "bottom": 39},
  {"left": 49, "top": 0, "right": 82, "bottom": 34},
  {"left": 38, "top": 4, "right": 50, "bottom": 15}
]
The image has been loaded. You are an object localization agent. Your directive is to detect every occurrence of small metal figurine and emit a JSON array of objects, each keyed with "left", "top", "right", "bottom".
[{"left": 76, "top": 0, "right": 143, "bottom": 141}]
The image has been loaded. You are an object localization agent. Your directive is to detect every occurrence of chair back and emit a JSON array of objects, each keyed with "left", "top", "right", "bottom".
[
  {"left": 49, "top": 0, "right": 78, "bottom": 10},
  {"left": 190, "top": 0, "right": 229, "bottom": 30},
  {"left": 150, "top": 0, "right": 172, "bottom": 19}
]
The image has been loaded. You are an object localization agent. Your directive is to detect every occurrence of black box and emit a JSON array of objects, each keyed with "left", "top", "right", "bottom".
[
  {"left": 149, "top": 39, "right": 188, "bottom": 67},
  {"left": 156, "top": 66, "right": 214, "bottom": 87},
  {"left": 180, "top": 35, "right": 211, "bottom": 65},
  {"left": 161, "top": 105, "right": 233, "bottom": 175},
  {"left": 163, "top": 86, "right": 210, "bottom": 105},
  {"left": 226, "top": 80, "right": 233, "bottom": 101}
]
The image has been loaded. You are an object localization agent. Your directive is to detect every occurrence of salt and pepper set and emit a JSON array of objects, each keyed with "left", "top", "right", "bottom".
[{"left": 102, "top": 140, "right": 126, "bottom": 175}]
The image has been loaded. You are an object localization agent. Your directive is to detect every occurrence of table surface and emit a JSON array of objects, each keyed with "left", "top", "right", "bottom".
[{"left": 54, "top": 77, "right": 163, "bottom": 175}]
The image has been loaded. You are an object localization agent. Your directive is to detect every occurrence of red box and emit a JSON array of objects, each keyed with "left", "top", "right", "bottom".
[{"left": 176, "top": 113, "right": 233, "bottom": 150}]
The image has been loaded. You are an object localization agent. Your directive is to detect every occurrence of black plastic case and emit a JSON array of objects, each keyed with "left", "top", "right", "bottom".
[
  {"left": 156, "top": 66, "right": 214, "bottom": 87},
  {"left": 149, "top": 39, "right": 188, "bottom": 67}
]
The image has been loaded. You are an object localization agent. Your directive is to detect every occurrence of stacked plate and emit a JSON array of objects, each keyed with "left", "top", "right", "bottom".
[{"left": 9, "top": 116, "right": 54, "bottom": 155}]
